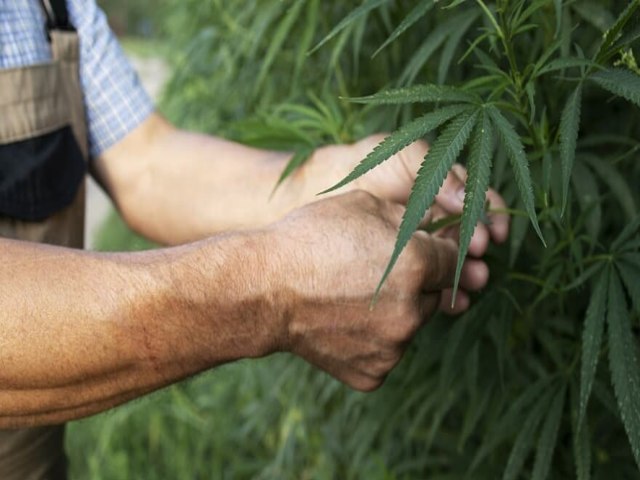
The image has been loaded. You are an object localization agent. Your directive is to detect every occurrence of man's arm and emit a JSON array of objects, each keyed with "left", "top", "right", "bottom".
[
  {"left": 0, "top": 191, "right": 466, "bottom": 428},
  {"left": 93, "top": 113, "right": 338, "bottom": 245},
  {"left": 93, "top": 113, "right": 508, "bottom": 313}
]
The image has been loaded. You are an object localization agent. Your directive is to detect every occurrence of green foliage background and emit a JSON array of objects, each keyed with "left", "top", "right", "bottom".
[{"left": 70, "top": 1, "right": 640, "bottom": 479}]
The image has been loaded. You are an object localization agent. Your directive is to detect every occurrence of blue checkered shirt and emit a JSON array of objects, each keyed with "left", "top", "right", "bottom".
[{"left": 0, "top": 0, "right": 154, "bottom": 158}]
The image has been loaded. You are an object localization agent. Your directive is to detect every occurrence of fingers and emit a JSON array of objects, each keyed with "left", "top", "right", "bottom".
[
  {"left": 433, "top": 164, "right": 510, "bottom": 247},
  {"left": 439, "top": 289, "right": 470, "bottom": 315}
]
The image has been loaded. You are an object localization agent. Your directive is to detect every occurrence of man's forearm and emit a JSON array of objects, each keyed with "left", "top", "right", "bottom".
[
  {"left": 94, "top": 114, "right": 355, "bottom": 245},
  {"left": 0, "top": 233, "right": 278, "bottom": 427}
]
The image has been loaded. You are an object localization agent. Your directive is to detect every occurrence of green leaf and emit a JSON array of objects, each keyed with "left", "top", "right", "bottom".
[
  {"left": 571, "top": 160, "right": 602, "bottom": 242},
  {"left": 372, "top": 0, "right": 435, "bottom": 58},
  {"left": 579, "top": 267, "right": 610, "bottom": 427},
  {"left": 572, "top": 2, "right": 615, "bottom": 32},
  {"left": 439, "top": 294, "right": 494, "bottom": 392},
  {"left": 616, "top": 261, "right": 640, "bottom": 313},
  {"left": 272, "top": 147, "right": 314, "bottom": 195},
  {"left": 559, "top": 85, "right": 582, "bottom": 215},
  {"left": 607, "top": 271, "right": 640, "bottom": 469},
  {"left": 595, "top": 0, "right": 640, "bottom": 62},
  {"left": 502, "top": 391, "right": 552, "bottom": 480},
  {"left": 531, "top": 385, "right": 566, "bottom": 480},
  {"left": 590, "top": 68, "right": 640, "bottom": 107},
  {"left": 309, "top": 0, "right": 390, "bottom": 54},
  {"left": 255, "top": 0, "right": 307, "bottom": 92},
  {"left": 582, "top": 155, "right": 637, "bottom": 220},
  {"left": 346, "top": 84, "right": 478, "bottom": 105},
  {"left": 487, "top": 105, "right": 545, "bottom": 246},
  {"left": 573, "top": 384, "right": 592, "bottom": 480},
  {"left": 612, "top": 216, "right": 640, "bottom": 251},
  {"left": 437, "top": 11, "right": 480, "bottom": 84},
  {"left": 536, "top": 57, "right": 600, "bottom": 76},
  {"left": 375, "top": 109, "right": 480, "bottom": 297},
  {"left": 453, "top": 109, "right": 494, "bottom": 303},
  {"left": 320, "top": 104, "right": 471, "bottom": 194},
  {"left": 471, "top": 377, "right": 552, "bottom": 471},
  {"left": 564, "top": 262, "right": 604, "bottom": 291}
]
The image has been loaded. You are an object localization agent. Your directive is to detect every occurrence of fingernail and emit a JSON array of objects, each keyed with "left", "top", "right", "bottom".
[{"left": 456, "top": 188, "right": 466, "bottom": 203}]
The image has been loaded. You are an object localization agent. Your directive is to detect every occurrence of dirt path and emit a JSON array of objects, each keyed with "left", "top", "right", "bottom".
[{"left": 84, "top": 54, "right": 170, "bottom": 249}]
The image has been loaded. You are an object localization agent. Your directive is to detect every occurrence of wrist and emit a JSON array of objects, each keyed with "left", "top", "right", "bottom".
[{"left": 167, "top": 230, "right": 287, "bottom": 362}]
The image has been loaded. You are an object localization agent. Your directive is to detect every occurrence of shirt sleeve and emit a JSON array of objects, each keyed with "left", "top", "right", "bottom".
[{"left": 66, "top": 0, "right": 155, "bottom": 159}]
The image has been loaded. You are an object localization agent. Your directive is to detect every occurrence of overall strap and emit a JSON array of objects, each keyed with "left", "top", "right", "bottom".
[{"left": 40, "top": 0, "right": 75, "bottom": 32}]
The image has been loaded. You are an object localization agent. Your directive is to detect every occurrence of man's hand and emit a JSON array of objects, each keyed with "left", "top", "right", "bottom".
[
  {"left": 0, "top": 190, "right": 486, "bottom": 426},
  {"left": 307, "top": 135, "right": 510, "bottom": 314},
  {"left": 265, "top": 190, "right": 484, "bottom": 391}
]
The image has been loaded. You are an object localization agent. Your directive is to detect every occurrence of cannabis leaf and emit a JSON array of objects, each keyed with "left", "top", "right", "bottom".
[
  {"left": 487, "top": 105, "right": 545, "bottom": 245},
  {"left": 376, "top": 108, "right": 479, "bottom": 296},
  {"left": 320, "top": 104, "right": 472, "bottom": 194},
  {"left": 607, "top": 271, "right": 640, "bottom": 468},
  {"left": 590, "top": 68, "right": 640, "bottom": 107},
  {"left": 559, "top": 85, "right": 583, "bottom": 215},
  {"left": 372, "top": 0, "right": 436, "bottom": 58},
  {"left": 579, "top": 267, "right": 609, "bottom": 427},
  {"left": 453, "top": 108, "right": 493, "bottom": 303},
  {"left": 347, "top": 84, "right": 479, "bottom": 105},
  {"left": 532, "top": 385, "right": 566, "bottom": 480},
  {"left": 308, "top": 0, "right": 390, "bottom": 54},
  {"left": 503, "top": 391, "right": 552, "bottom": 480}
]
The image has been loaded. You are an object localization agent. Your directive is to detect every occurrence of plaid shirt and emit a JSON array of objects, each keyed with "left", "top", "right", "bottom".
[{"left": 0, "top": 0, "right": 154, "bottom": 158}]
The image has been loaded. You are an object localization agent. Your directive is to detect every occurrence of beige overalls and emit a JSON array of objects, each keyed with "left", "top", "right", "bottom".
[{"left": 0, "top": 3, "right": 89, "bottom": 478}]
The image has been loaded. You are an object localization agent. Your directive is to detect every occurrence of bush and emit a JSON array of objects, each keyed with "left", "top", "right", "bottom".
[{"left": 70, "top": 1, "right": 640, "bottom": 479}]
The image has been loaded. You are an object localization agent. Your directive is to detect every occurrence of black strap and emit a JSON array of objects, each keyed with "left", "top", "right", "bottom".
[{"left": 40, "top": 0, "right": 74, "bottom": 31}]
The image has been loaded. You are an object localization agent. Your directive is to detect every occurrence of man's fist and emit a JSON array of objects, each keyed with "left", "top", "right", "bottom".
[{"left": 266, "top": 191, "right": 467, "bottom": 391}]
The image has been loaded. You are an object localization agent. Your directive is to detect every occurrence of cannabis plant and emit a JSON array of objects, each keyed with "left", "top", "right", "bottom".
[{"left": 70, "top": 1, "right": 640, "bottom": 479}]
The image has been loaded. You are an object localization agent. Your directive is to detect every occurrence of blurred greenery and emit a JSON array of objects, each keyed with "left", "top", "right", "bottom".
[{"left": 69, "top": 1, "right": 640, "bottom": 479}]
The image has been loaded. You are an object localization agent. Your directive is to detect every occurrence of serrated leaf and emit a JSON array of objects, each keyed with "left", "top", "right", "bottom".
[
  {"left": 375, "top": 109, "right": 479, "bottom": 297},
  {"left": 573, "top": 390, "right": 592, "bottom": 480},
  {"left": 564, "top": 262, "right": 604, "bottom": 291},
  {"left": 453, "top": 109, "right": 494, "bottom": 303},
  {"left": 579, "top": 267, "right": 610, "bottom": 427},
  {"left": 571, "top": 160, "right": 602, "bottom": 242},
  {"left": 559, "top": 85, "right": 583, "bottom": 216},
  {"left": 532, "top": 385, "right": 566, "bottom": 480},
  {"left": 502, "top": 391, "right": 552, "bottom": 480},
  {"left": 346, "top": 84, "right": 478, "bottom": 105},
  {"left": 309, "top": 0, "right": 390, "bottom": 54},
  {"left": 616, "top": 261, "right": 640, "bottom": 313},
  {"left": 437, "top": 11, "right": 480, "bottom": 84},
  {"left": 590, "top": 68, "right": 640, "bottom": 107},
  {"left": 320, "top": 104, "right": 471, "bottom": 194},
  {"left": 582, "top": 154, "right": 637, "bottom": 220},
  {"left": 612, "top": 216, "right": 640, "bottom": 251},
  {"left": 487, "top": 105, "right": 545, "bottom": 246},
  {"left": 536, "top": 57, "right": 600, "bottom": 76},
  {"left": 607, "top": 271, "right": 640, "bottom": 469},
  {"left": 372, "top": 0, "right": 435, "bottom": 58}
]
